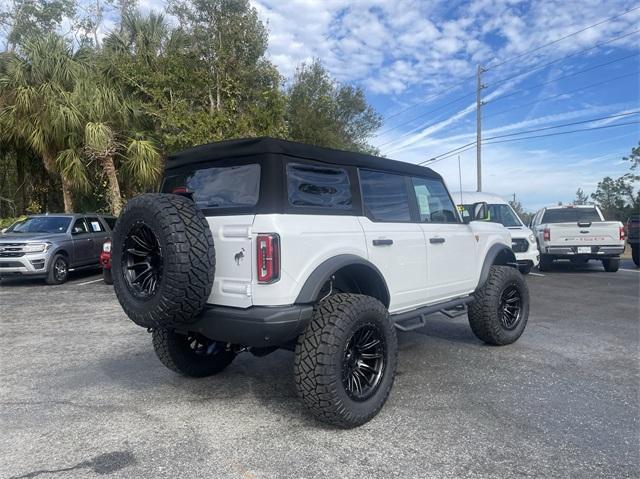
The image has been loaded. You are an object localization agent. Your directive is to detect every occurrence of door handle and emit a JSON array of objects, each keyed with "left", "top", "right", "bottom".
[
  {"left": 430, "top": 237, "right": 446, "bottom": 244},
  {"left": 372, "top": 239, "right": 393, "bottom": 246}
]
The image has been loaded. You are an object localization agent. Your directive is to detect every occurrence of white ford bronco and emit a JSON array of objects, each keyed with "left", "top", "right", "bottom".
[{"left": 111, "top": 137, "right": 530, "bottom": 428}]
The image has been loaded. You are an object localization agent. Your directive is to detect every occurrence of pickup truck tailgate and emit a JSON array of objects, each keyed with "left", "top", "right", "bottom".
[{"left": 548, "top": 222, "right": 621, "bottom": 245}]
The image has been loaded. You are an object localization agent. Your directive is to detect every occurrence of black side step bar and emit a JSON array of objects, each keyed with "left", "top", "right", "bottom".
[{"left": 392, "top": 296, "right": 475, "bottom": 332}]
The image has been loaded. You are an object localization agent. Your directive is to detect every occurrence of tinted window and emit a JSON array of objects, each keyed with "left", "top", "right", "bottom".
[
  {"left": 459, "top": 203, "right": 521, "bottom": 227},
  {"left": 72, "top": 219, "right": 89, "bottom": 234},
  {"left": 103, "top": 217, "right": 117, "bottom": 230},
  {"left": 87, "top": 217, "right": 105, "bottom": 232},
  {"left": 541, "top": 208, "right": 601, "bottom": 223},
  {"left": 360, "top": 170, "right": 411, "bottom": 222},
  {"left": 287, "top": 163, "right": 352, "bottom": 209},
  {"left": 412, "top": 177, "right": 459, "bottom": 223},
  {"left": 163, "top": 164, "right": 260, "bottom": 209},
  {"left": 11, "top": 216, "right": 71, "bottom": 233}
]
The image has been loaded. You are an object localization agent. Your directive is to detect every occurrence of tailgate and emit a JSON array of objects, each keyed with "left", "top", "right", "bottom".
[
  {"left": 548, "top": 222, "right": 621, "bottom": 245},
  {"left": 206, "top": 215, "right": 255, "bottom": 308}
]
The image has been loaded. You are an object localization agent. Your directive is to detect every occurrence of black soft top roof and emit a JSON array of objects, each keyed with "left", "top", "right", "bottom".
[{"left": 166, "top": 137, "right": 441, "bottom": 180}]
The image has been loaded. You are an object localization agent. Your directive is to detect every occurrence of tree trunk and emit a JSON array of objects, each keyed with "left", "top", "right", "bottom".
[
  {"left": 61, "top": 176, "right": 74, "bottom": 213},
  {"left": 101, "top": 155, "right": 122, "bottom": 216}
]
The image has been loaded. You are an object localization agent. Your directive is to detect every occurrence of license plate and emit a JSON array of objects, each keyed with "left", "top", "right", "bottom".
[{"left": 577, "top": 247, "right": 591, "bottom": 254}]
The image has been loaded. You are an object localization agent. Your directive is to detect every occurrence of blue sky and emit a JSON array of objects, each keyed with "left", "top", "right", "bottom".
[{"left": 3, "top": 0, "right": 639, "bottom": 211}]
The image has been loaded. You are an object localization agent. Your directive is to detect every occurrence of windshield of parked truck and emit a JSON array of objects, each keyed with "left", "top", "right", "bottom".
[
  {"left": 459, "top": 203, "right": 522, "bottom": 227},
  {"left": 541, "top": 208, "right": 601, "bottom": 223},
  {"left": 10, "top": 216, "right": 71, "bottom": 233}
]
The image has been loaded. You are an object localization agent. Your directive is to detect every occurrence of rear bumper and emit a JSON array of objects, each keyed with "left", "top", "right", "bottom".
[
  {"left": 544, "top": 245, "right": 624, "bottom": 257},
  {"left": 176, "top": 304, "right": 314, "bottom": 347}
]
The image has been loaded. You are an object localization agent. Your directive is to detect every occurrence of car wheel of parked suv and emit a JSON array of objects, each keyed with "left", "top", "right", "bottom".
[
  {"left": 152, "top": 328, "right": 236, "bottom": 377},
  {"left": 632, "top": 246, "right": 639, "bottom": 267},
  {"left": 294, "top": 293, "right": 398, "bottom": 428},
  {"left": 602, "top": 258, "right": 620, "bottom": 272},
  {"left": 538, "top": 255, "right": 552, "bottom": 272},
  {"left": 468, "top": 265, "right": 529, "bottom": 346},
  {"left": 111, "top": 193, "right": 215, "bottom": 329},
  {"left": 518, "top": 264, "right": 532, "bottom": 275},
  {"left": 102, "top": 268, "right": 113, "bottom": 285},
  {"left": 45, "top": 254, "right": 69, "bottom": 285}
]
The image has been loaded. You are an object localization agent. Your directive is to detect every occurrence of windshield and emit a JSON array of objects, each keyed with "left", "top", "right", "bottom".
[
  {"left": 10, "top": 216, "right": 71, "bottom": 233},
  {"left": 541, "top": 208, "right": 601, "bottom": 223},
  {"left": 459, "top": 203, "right": 522, "bottom": 227}
]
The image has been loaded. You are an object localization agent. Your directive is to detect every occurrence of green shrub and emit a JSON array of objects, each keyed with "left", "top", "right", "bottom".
[{"left": 0, "top": 216, "right": 28, "bottom": 230}]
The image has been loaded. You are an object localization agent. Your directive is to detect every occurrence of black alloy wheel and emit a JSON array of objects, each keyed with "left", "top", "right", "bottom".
[
  {"left": 499, "top": 285, "right": 523, "bottom": 330},
  {"left": 53, "top": 257, "right": 68, "bottom": 282},
  {"left": 122, "top": 222, "right": 163, "bottom": 299},
  {"left": 342, "top": 324, "right": 386, "bottom": 401}
]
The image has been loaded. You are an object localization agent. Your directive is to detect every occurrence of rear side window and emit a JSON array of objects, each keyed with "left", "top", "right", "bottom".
[
  {"left": 86, "top": 217, "right": 105, "bottom": 232},
  {"left": 541, "top": 208, "right": 601, "bottom": 223},
  {"left": 411, "top": 177, "right": 459, "bottom": 223},
  {"left": 286, "top": 163, "right": 352, "bottom": 209},
  {"left": 163, "top": 164, "right": 260, "bottom": 209},
  {"left": 360, "top": 170, "right": 411, "bottom": 222}
]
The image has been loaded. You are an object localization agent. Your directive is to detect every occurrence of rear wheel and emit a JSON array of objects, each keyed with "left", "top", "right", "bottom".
[
  {"left": 45, "top": 254, "right": 69, "bottom": 285},
  {"left": 152, "top": 328, "right": 236, "bottom": 377},
  {"left": 102, "top": 268, "right": 113, "bottom": 285},
  {"left": 602, "top": 258, "right": 620, "bottom": 272},
  {"left": 294, "top": 293, "right": 397, "bottom": 428},
  {"left": 632, "top": 246, "right": 639, "bottom": 267},
  {"left": 538, "top": 255, "right": 552, "bottom": 272},
  {"left": 468, "top": 265, "right": 529, "bottom": 346}
]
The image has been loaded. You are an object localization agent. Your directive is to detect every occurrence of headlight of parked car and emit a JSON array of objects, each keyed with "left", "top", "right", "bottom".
[
  {"left": 23, "top": 243, "right": 50, "bottom": 253},
  {"left": 528, "top": 234, "right": 536, "bottom": 243}
]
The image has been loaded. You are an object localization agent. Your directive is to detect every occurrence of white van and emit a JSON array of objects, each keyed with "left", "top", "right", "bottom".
[{"left": 458, "top": 192, "right": 539, "bottom": 274}]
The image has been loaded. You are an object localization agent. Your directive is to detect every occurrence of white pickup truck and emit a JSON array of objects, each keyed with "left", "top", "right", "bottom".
[{"left": 530, "top": 205, "right": 625, "bottom": 272}]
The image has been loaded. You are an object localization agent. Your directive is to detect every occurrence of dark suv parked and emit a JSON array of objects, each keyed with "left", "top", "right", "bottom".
[{"left": 0, "top": 213, "right": 116, "bottom": 284}]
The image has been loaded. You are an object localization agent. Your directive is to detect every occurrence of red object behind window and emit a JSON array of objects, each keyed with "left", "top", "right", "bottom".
[{"left": 256, "top": 234, "right": 280, "bottom": 283}]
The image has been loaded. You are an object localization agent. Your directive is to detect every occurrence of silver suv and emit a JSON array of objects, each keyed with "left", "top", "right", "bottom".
[{"left": 0, "top": 214, "right": 115, "bottom": 284}]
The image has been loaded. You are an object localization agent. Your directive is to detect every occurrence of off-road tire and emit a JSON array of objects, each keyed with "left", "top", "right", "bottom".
[
  {"left": 602, "top": 258, "right": 620, "bottom": 272},
  {"left": 112, "top": 193, "right": 215, "bottom": 328},
  {"left": 518, "top": 263, "right": 532, "bottom": 275},
  {"left": 45, "top": 254, "right": 69, "bottom": 285},
  {"left": 152, "top": 328, "right": 235, "bottom": 377},
  {"left": 538, "top": 254, "right": 552, "bottom": 272},
  {"left": 102, "top": 268, "right": 113, "bottom": 285},
  {"left": 294, "top": 293, "right": 398, "bottom": 428},
  {"left": 631, "top": 246, "right": 639, "bottom": 267},
  {"left": 468, "top": 265, "right": 529, "bottom": 346}
]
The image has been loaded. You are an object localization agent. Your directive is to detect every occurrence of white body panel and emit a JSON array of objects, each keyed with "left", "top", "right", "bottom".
[{"left": 206, "top": 213, "right": 511, "bottom": 314}]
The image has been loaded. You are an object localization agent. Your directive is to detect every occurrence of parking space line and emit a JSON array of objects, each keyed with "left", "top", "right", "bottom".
[
  {"left": 529, "top": 272, "right": 545, "bottom": 277},
  {"left": 620, "top": 268, "right": 640, "bottom": 273},
  {"left": 75, "top": 278, "right": 104, "bottom": 286}
]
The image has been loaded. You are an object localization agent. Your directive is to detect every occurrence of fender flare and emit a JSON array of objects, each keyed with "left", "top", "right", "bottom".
[
  {"left": 476, "top": 243, "right": 517, "bottom": 289},
  {"left": 295, "top": 254, "right": 390, "bottom": 305}
]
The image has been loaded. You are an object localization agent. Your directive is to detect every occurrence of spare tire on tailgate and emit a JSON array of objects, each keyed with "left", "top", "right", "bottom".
[{"left": 111, "top": 193, "right": 215, "bottom": 328}]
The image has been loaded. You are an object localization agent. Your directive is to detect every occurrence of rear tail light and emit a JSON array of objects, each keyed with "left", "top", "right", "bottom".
[
  {"left": 256, "top": 234, "right": 280, "bottom": 283},
  {"left": 103, "top": 240, "right": 112, "bottom": 253},
  {"left": 543, "top": 228, "right": 550, "bottom": 241},
  {"left": 620, "top": 226, "right": 626, "bottom": 241}
]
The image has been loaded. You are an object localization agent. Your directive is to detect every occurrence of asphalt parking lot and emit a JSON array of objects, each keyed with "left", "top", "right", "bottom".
[{"left": 1, "top": 260, "right": 639, "bottom": 479}]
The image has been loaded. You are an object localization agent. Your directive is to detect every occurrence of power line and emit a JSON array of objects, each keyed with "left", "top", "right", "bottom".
[
  {"left": 420, "top": 112, "right": 640, "bottom": 164},
  {"left": 485, "top": 5, "right": 640, "bottom": 70},
  {"left": 484, "top": 52, "right": 639, "bottom": 106},
  {"left": 487, "top": 28, "right": 640, "bottom": 90},
  {"left": 484, "top": 111, "right": 640, "bottom": 141},
  {"left": 483, "top": 71, "right": 639, "bottom": 120}
]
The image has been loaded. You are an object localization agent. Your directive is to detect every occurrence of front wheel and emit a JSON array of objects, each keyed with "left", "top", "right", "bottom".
[
  {"left": 45, "top": 254, "right": 69, "bottom": 285},
  {"left": 152, "top": 328, "right": 236, "bottom": 377},
  {"left": 468, "top": 265, "right": 529, "bottom": 346},
  {"left": 294, "top": 293, "right": 398, "bottom": 428},
  {"left": 602, "top": 258, "right": 620, "bottom": 272}
]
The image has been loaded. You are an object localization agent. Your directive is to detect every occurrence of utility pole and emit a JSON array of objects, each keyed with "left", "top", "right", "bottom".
[{"left": 476, "top": 64, "right": 485, "bottom": 192}]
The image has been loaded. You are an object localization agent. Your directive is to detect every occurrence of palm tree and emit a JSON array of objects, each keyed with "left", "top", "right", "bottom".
[{"left": 0, "top": 35, "right": 83, "bottom": 212}]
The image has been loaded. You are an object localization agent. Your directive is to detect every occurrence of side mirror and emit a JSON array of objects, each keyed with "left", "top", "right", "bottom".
[{"left": 464, "top": 202, "right": 489, "bottom": 223}]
